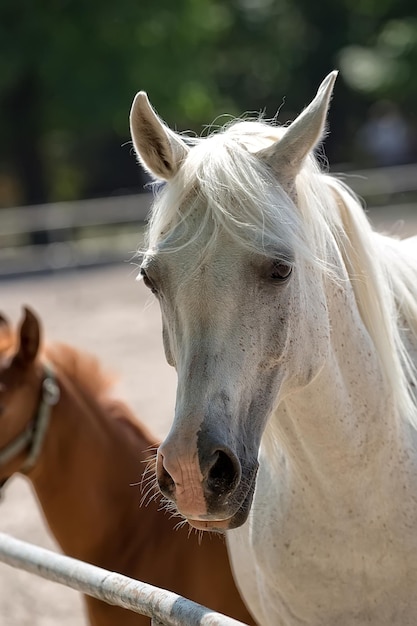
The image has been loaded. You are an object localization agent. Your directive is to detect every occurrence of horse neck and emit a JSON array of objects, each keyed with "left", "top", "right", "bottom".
[
  {"left": 266, "top": 273, "right": 410, "bottom": 507},
  {"left": 28, "top": 365, "right": 157, "bottom": 563}
]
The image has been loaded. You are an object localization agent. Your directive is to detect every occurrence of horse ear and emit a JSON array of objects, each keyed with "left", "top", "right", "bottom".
[
  {"left": 130, "top": 91, "right": 189, "bottom": 181},
  {"left": 256, "top": 71, "right": 338, "bottom": 182},
  {"left": 0, "top": 313, "right": 10, "bottom": 330},
  {"left": 16, "top": 306, "right": 40, "bottom": 365},
  {"left": 0, "top": 313, "right": 12, "bottom": 348}
]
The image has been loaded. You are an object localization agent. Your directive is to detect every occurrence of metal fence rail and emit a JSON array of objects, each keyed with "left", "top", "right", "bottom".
[
  {"left": 0, "top": 532, "right": 248, "bottom": 626},
  {"left": 0, "top": 193, "right": 151, "bottom": 277}
]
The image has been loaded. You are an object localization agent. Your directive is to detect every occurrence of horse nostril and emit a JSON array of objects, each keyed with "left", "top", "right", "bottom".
[
  {"left": 156, "top": 452, "right": 176, "bottom": 498},
  {"left": 207, "top": 449, "right": 241, "bottom": 496}
]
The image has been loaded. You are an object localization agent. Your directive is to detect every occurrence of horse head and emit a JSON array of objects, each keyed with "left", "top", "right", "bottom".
[
  {"left": 0, "top": 307, "right": 52, "bottom": 482},
  {"left": 130, "top": 73, "right": 338, "bottom": 530}
]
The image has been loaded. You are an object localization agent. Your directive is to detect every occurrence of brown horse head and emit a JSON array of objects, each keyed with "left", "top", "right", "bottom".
[{"left": 0, "top": 307, "right": 48, "bottom": 480}]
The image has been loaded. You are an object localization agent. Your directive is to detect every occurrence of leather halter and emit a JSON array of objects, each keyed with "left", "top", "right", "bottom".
[{"left": 0, "top": 363, "right": 60, "bottom": 495}]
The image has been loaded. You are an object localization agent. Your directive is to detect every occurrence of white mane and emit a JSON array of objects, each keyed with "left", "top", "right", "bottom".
[
  {"left": 146, "top": 121, "right": 312, "bottom": 265},
  {"left": 145, "top": 118, "right": 417, "bottom": 426}
]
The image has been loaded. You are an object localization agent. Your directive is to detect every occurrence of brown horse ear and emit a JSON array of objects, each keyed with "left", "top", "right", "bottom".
[
  {"left": 0, "top": 313, "right": 12, "bottom": 350},
  {"left": 0, "top": 313, "right": 10, "bottom": 329},
  {"left": 16, "top": 306, "right": 40, "bottom": 365}
]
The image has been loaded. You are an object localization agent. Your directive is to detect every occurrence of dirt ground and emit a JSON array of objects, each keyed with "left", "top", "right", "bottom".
[{"left": 0, "top": 263, "right": 177, "bottom": 626}]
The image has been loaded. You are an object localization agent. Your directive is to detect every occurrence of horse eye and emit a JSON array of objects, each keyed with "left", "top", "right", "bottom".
[
  {"left": 140, "top": 269, "right": 158, "bottom": 294},
  {"left": 270, "top": 261, "right": 292, "bottom": 281}
]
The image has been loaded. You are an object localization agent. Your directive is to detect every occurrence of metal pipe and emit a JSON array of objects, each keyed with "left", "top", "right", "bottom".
[{"left": 0, "top": 533, "right": 248, "bottom": 626}]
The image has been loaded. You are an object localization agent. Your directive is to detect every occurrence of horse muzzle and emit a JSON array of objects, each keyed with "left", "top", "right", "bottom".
[{"left": 156, "top": 442, "right": 259, "bottom": 530}]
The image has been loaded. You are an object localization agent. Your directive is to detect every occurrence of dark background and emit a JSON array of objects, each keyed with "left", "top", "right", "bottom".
[{"left": 1, "top": 0, "right": 417, "bottom": 209}]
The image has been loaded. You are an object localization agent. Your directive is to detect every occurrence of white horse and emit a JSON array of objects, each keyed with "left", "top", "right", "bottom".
[{"left": 130, "top": 72, "right": 417, "bottom": 626}]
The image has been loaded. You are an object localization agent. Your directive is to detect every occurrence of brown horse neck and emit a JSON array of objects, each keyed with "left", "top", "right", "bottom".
[{"left": 28, "top": 365, "right": 160, "bottom": 565}]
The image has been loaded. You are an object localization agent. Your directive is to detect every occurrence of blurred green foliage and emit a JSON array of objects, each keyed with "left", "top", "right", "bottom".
[{"left": 0, "top": 0, "right": 416, "bottom": 206}]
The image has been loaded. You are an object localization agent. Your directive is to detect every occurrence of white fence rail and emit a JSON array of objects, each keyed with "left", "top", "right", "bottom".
[
  {"left": 0, "top": 163, "right": 416, "bottom": 277},
  {"left": 0, "top": 192, "right": 151, "bottom": 277},
  {"left": 0, "top": 532, "right": 248, "bottom": 626},
  {"left": 337, "top": 162, "right": 417, "bottom": 198}
]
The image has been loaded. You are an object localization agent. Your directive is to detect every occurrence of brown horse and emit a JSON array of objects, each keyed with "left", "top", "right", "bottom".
[{"left": 0, "top": 307, "right": 255, "bottom": 626}]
